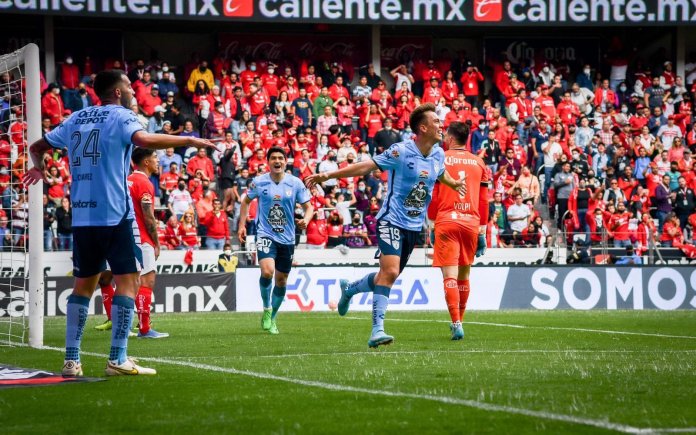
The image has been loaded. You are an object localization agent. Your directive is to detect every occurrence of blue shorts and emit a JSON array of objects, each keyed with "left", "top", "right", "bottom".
[
  {"left": 72, "top": 217, "right": 143, "bottom": 278},
  {"left": 256, "top": 236, "right": 295, "bottom": 274},
  {"left": 376, "top": 220, "right": 418, "bottom": 273}
]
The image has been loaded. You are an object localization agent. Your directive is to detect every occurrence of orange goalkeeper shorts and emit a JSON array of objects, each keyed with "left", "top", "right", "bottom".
[{"left": 432, "top": 220, "right": 478, "bottom": 267}]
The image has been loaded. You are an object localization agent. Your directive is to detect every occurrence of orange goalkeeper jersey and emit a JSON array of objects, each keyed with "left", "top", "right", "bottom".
[{"left": 428, "top": 148, "right": 489, "bottom": 225}]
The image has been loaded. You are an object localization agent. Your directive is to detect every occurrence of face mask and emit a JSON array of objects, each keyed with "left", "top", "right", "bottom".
[
  {"left": 542, "top": 67, "right": 549, "bottom": 73},
  {"left": 65, "top": 57, "right": 73, "bottom": 65},
  {"left": 224, "top": 249, "right": 232, "bottom": 256},
  {"left": 347, "top": 158, "right": 354, "bottom": 163},
  {"left": 162, "top": 66, "right": 169, "bottom": 72},
  {"left": 268, "top": 69, "right": 274, "bottom": 74},
  {"left": 621, "top": 107, "right": 628, "bottom": 114},
  {"left": 199, "top": 66, "right": 207, "bottom": 72},
  {"left": 52, "top": 88, "right": 60, "bottom": 95},
  {"left": 78, "top": 89, "right": 86, "bottom": 95},
  {"left": 667, "top": 98, "right": 674, "bottom": 104},
  {"left": 329, "top": 156, "right": 337, "bottom": 161},
  {"left": 584, "top": 68, "right": 590, "bottom": 75},
  {"left": 137, "top": 64, "right": 144, "bottom": 69},
  {"left": 353, "top": 218, "right": 360, "bottom": 223},
  {"left": 250, "top": 65, "right": 257, "bottom": 72},
  {"left": 178, "top": 183, "right": 186, "bottom": 190},
  {"left": 217, "top": 107, "right": 225, "bottom": 113},
  {"left": 620, "top": 86, "right": 627, "bottom": 92},
  {"left": 358, "top": 186, "right": 365, "bottom": 192}
]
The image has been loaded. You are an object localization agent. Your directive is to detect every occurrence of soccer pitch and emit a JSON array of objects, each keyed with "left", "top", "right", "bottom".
[{"left": 2, "top": 310, "right": 695, "bottom": 434}]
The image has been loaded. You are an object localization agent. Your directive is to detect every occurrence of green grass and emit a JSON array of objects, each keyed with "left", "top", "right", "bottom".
[{"left": 2, "top": 310, "right": 696, "bottom": 434}]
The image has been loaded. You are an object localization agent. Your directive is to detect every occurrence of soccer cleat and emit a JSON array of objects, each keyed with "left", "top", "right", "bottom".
[
  {"left": 62, "top": 360, "right": 83, "bottom": 377},
  {"left": 450, "top": 322, "right": 465, "bottom": 341},
  {"left": 268, "top": 321, "right": 279, "bottom": 335},
  {"left": 337, "top": 279, "right": 352, "bottom": 316},
  {"left": 261, "top": 308, "right": 272, "bottom": 330},
  {"left": 129, "top": 330, "right": 137, "bottom": 337},
  {"left": 368, "top": 331, "right": 394, "bottom": 348},
  {"left": 137, "top": 329, "right": 169, "bottom": 339},
  {"left": 105, "top": 357, "right": 157, "bottom": 376},
  {"left": 94, "top": 319, "right": 112, "bottom": 331}
]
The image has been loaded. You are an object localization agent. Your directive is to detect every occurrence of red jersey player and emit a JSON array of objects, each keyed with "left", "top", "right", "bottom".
[
  {"left": 427, "top": 121, "right": 489, "bottom": 340},
  {"left": 127, "top": 148, "right": 169, "bottom": 338}
]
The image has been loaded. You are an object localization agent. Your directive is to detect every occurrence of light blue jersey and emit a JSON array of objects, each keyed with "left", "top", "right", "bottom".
[
  {"left": 45, "top": 105, "right": 143, "bottom": 227},
  {"left": 373, "top": 140, "right": 445, "bottom": 231},
  {"left": 246, "top": 173, "right": 311, "bottom": 245}
]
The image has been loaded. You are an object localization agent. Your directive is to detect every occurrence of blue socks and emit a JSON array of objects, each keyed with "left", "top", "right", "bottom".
[
  {"left": 65, "top": 294, "right": 90, "bottom": 362},
  {"left": 109, "top": 296, "right": 134, "bottom": 364},
  {"left": 260, "top": 276, "right": 272, "bottom": 309},
  {"left": 347, "top": 272, "right": 376, "bottom": 298},
  {"left": 271, "top": 286, "right": 286, "bottom": 320},
  {"left": 371, "top": 285, "right": 391, "bottom": 336}
]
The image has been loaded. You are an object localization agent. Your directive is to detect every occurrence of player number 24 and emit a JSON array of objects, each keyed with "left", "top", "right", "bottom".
[{"left": 71, "top": 129, "right": 102, "bottom": 167}]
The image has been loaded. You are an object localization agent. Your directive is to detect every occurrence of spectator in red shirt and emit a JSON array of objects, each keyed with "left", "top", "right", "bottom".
[
  {"left": 41, "top": 84, "right": 70, "bottom": 126},
  {"left": 607, "top": 201, "right": 633, "bottom": 247},
  {"left": 186, "top": 147, "right": 215, "bottom": 180},
  {"left": 422, "top": 78, "right": 443, "bottom": 104},
  {"left": 460, "top": 62, "right": 484, "bottom": 107},
  {"left": 139, "top": 84, "right": 162, "bottom": 117},
  {"left": 45, "top": 166, "right": 67, "bottom": 205},
  {"left": 421, "top": 59, "right": 442, "bottom": 83},
  {"left": 178, "top": 212, "right": 200, "bottom": 249},
  {"left": 201, "top": 199, "right": 229, "bottom": 250},
  {"left": 306, "top": 209, "right": 328, "bottom": 249},
  {"left": 244, "top": 83, "right": 270, "bottom": 118},
  {"left": 535, "top": 85, "right": 557, "bottom": 120},
  {"left": 163, "top": 215, "right": 182, "bottom": 250},
  {"left": 329, "top": 76, "right": 350, "bottom": 102},
  {"left": 247, "top": 148, "right": 268, "bottom": 175}
]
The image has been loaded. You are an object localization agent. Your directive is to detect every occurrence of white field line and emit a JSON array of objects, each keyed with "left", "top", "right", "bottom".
[
  {"left": 7, "top": 342, "right": 696, "bottom": 434},
  {"left": 342, "top": 317, "right": 696, "bottom": 340},
  {"left": 252, "top": 349, "right": 696, "bottom": 359}
]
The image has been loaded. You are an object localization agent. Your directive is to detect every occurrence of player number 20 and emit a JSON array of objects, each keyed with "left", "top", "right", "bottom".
[{"left": 71, "top": 129, "right": 102, "bottom": 167}]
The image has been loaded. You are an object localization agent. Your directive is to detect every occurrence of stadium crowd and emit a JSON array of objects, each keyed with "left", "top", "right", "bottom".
[{"left": 1, "top": 46, "right": 696, "bottom": 256}]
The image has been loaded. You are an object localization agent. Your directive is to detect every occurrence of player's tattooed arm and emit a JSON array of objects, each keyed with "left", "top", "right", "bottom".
[{"left": 141, "top": 198, "right": 161, "bottom": 258}]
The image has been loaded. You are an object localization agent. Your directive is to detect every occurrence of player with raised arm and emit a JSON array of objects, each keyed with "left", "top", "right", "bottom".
[
  {"left": 129, "top": 147, "right": 169, "bottom": 339},
  {"left": 237, "top": 147, "right": 313, "bottom": 335},
  {"left": 427, "top": 121, "right": 489, "bottom": 340},
  {"left": 24, "top": 70, "right": 213, "bottom": 376},
  {"left": 305, "top": 103, "right": 467, "bottom": 348}
]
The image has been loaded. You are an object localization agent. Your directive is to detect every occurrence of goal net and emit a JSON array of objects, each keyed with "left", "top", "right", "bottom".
[{"left": 0, "top": 43, "right": 43, "bottom": 348}]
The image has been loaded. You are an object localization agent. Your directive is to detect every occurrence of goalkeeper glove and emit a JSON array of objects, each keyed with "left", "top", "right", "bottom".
[{"left": 476, "top": 233, "right": 487, "bottom": 257}]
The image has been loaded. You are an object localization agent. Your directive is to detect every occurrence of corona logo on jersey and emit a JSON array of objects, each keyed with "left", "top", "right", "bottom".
[
  {"left": 474, "top": 0, "right": 503, "bottom": 21},
  {"left": 223, "top": 0, "right": 254, "bottom": 17}
]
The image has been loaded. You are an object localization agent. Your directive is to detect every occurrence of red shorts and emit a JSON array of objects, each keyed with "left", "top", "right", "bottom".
[{"left": 432, "top": 220, "right": 478, "bottom": 267}]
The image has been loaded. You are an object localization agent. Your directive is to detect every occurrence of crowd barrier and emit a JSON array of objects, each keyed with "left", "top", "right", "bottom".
[{"left": 2, "top": 266, "right": 695, "bottom": 317}]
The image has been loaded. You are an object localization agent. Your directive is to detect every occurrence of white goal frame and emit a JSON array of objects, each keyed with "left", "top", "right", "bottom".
[{"left": 0, "top": 43, "right": 43, "bottom": 348}]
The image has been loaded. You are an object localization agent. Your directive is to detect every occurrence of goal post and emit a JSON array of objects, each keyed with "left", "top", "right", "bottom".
[
  {"left": 0, "top": 43, "right": 43, "bottom": 348},
  {"left": 25, "top": 43, "right": 43, "bottom": 349}
]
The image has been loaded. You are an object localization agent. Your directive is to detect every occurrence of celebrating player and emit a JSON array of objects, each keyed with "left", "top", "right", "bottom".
[
  {"left": 427, "top": 122, "right": 489, "bottom": 340},
  {"left": 237, "top": 147, "right": 313, "bottom": 335},
  {"left": 305, "top": 103, "right": 467, "bottom": 348},
  {"left": 128, "top": 147, "right": 169, "bottom": 338},
  {"left": 24, "top": 70, "right": 213, "bottom": 376}
]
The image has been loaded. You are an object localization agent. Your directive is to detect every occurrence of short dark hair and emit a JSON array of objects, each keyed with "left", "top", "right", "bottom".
[
  {"left": 94, "top": 70, "right": 126, "bottom": 101},
  {"left": 447, "top": 122, "right": 470, "bottom": 145},
  {"left": 131, "top": 147, "right": 156, "bottom": 166},
  {"left": 266, "top": 146, "right": 287, "bottom": 161},
  {"left": 409, "top": 103, "right": 436, "bottom": 132}
]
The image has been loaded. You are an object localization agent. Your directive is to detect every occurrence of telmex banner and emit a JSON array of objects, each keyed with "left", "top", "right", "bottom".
[{"left": 1, "top": 0, "right": 695, "bottom": 26}]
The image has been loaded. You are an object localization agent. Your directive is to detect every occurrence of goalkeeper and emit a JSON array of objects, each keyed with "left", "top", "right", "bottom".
[{"left": 427, "top": 122, "right": 489, "bottom": 341}]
